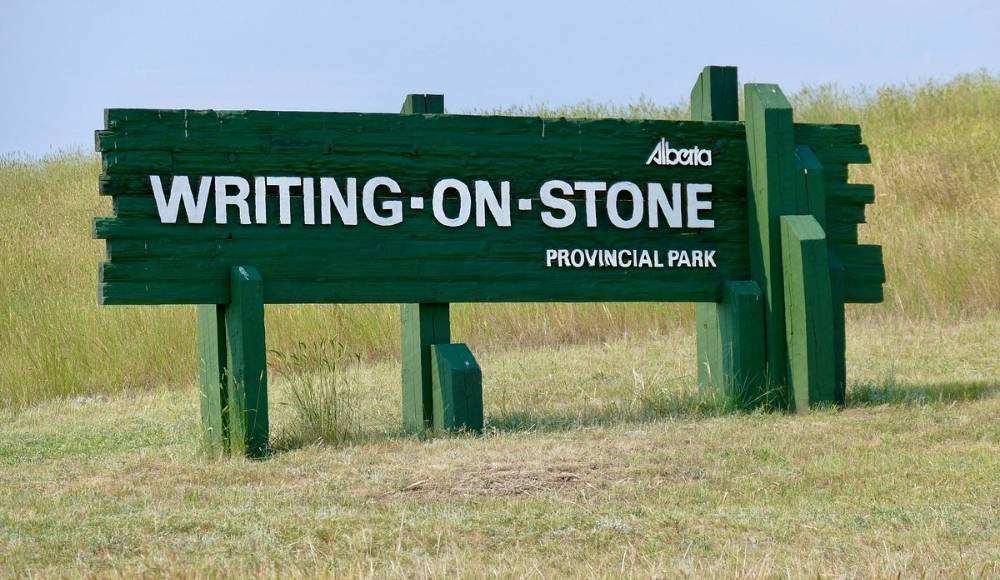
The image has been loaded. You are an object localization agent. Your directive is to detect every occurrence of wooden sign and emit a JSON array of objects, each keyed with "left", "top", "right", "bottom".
[{"left": 94, "top": 66, "right": 884, "bottom": 457}]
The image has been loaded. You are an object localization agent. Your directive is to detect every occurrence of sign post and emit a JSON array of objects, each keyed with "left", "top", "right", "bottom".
[{"left": 94, "top": 66, "right": 883, "bottom": 456}]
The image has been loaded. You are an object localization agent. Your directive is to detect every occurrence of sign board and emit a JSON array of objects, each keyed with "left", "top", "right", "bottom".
[
  {"left": 94, "top": 66, "right": 885, "bottom": 457},
  {"left": 97, "top": 112, "right": 751, "bottom": 304}
]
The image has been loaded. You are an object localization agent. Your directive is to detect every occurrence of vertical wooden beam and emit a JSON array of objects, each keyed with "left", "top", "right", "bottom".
[
  {"left": 829, "top": 254, "right": 848, "bottom": 405},
  {"left": 691, "top": 66, "right": 766, "bottom": 407},
  {"left": 400, "top": 93, "right": 449, "bottom": 431},
  {"left": 780, "top": 216, "right": 837, "bottom": 411},
  {"left": 744, "top": 84, "right": 804, "bottom": 408},
  {"left": 197, "top": 304, "right": 228, "bottom": 456},
  {"left": 794, "top": 145, "right": 827, "bottom": 228},
  {"left": 690, "top": 65, "right": 739, "bottom": 122},
  {"left": 225, "top": 266, "right": 269, "bottom": 457},
  {"left": 430, "top": 343, "right": 483, "bottom": 433},
  {"left": 796, "top": 143, "right": 847, "bottom": 405},
  {"left": 401, "top": 302, "right": 451, "bottom": 430}
]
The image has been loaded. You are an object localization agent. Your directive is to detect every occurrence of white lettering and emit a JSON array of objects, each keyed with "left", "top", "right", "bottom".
[
  {"left": 149, "top": 175, "right": 211, "bottom": 224},
  {"left": 539, "top": 180, "right": 576, "bottom": 228}
]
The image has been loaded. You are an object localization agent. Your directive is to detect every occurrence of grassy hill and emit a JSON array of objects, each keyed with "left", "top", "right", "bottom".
[{"left": 0, "top": 73, "right": 997, "bottom": 576}]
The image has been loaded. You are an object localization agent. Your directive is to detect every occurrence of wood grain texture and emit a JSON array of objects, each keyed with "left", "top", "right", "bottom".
[
  {"left": 690, "top": 66, "right": 760, "bottom": 406},
  {"left": 697, "top": 281, "right": 765, "bottom": 409},
  {"left": 97, "top": 107, "right": 749, "bottom": 305},
  {"left": 197, "top": 304, "right": 228, "bottom": 457},
  {"left": 780, "top": 216, "right": 837, "bottom": 412},
  {"left": 745, "top": 84, "right": 800, "bottom": 406},
  {"left": 401, "top": 302, "right": 450, "bottom": 431},
  {"left": 224, "top": 266, "right": 268, "bottom": 457},
  {"left": 430, "top": 343, "right": 483, "bottom": 433},
  {"left": 399, "top": 94, "right": 454, "bottom": 433}
]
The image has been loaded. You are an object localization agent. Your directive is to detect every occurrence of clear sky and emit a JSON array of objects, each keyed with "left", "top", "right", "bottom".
[{"left": 1, "top": 0, "right": 996, "bottom": 155}]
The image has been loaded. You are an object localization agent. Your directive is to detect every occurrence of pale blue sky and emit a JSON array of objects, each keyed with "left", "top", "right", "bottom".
[{"left": 2, "top": 0, "right": 996, "bottom": 155}]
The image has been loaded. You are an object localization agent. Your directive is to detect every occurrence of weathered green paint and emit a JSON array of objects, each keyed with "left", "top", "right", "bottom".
[
  {"left": 689, "top": 66, "right": 760, "bottom": 405},
  {"left": 829, "top": 253, "right": 848, "bottom": 405},
  {"left": 95, "top": 107, "right": 750, "bottom": 305},
  {"left": 745, "top": 84, "right": 801, "bottom": 407},
  {"left": 92, "top": 66, "right": 887, "bottom": 438},
  {"left": 401, "top": 302, "right": 451, "bottom": 430},
  {"left": 197, "top": 304, "right": 228, "bottom": 456},
  {"left": 399, "top": 94, "right": 458, "bottom": 432},
  {"left": 690, "top": 65, "right": 739, "bottom": 122},
  {"left": 794, "top": 145, "right": 827, "bottom": 228},
  {"left": 697, "top": 281, "right": 766, "bottom": 409},
  {"left": 430, "top": 343, "right": 483, "bottom": 433},
  {"left": 780, "top": 216, "right": 836, "bottom": 411},
  {"left": 225, "top": 266, "right": 269, "bottom": 457}
]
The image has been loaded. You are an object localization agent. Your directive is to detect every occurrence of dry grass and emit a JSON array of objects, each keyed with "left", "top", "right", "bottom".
[
  {"left": 1, "top": 73, "right": 998, "bottom": 575},
  {"left": 0, "top": 316, "right": 996, "bottom": 577}
]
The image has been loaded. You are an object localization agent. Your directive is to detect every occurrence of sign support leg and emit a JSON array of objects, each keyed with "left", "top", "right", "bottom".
[
  {"left": 690, "top": 66, "right": 768, "bottom": 408},
  {"left": 224, "top": 266, "right": 269, "bottom": 457},
  {"left": 745, "top": 83, "right": 804, "bottom": 408},
  {"left": 780, "top": 216, "right": 837, "bottom": 411},
  {"left": 401, "top": 302, "right": 450, "bottom": 431},
  {"left": 197, "top": 304, "right": 228, "bottom": 457},
  {"left": 398, "top": 92, "right": 484, "bottom": 433}
]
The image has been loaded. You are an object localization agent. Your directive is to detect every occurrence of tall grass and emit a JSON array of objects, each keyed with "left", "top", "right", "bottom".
[{"left": 1, "top": 73, "right": 997, "bottom": 408}]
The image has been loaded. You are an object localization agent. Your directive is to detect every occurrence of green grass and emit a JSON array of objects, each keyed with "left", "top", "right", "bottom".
[{"left": 0, "top": 316, "right": 996, "bottom": 576}]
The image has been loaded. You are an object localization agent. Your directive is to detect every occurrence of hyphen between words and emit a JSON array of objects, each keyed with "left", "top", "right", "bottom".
[{"left": 150, "top": 175, "right": 717, "bottom": 230}]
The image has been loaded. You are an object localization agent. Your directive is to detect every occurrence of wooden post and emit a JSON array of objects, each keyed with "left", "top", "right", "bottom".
[
  {"left": 197, "top": 304, "right": 228, "bottom": 457},
  {"left": 829, "top": 254, "right": 848, "bottom": 405},
  {"left": 795, "top": 143, "right": 847, "bottom": 405},
  {"left": 401, "top": 302, "right": 451, "bottom": 430},
  {"left": 690, "top": 66, "right": 768, "bottom": 408},
  {"left": 399, "top": 93, "right": 450, "bottom": 431},
  {"left": 744, "top": 84, "right": 805, "bottom": 408},
  {"left": 697, "top": 281, "right": 766, "bottom": 408},
  {"left": 780, "top": 216, "right": 837, "bottom": 411},
  {"left": 225, "top": 266, "right": 269, "bottom": 457},
  {"left": 430, "top": 343, "right": 483, "bottom": 433}
]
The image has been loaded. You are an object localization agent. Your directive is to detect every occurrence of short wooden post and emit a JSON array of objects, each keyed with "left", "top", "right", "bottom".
[
  {"left": 430, "top": 343, "right": 483, "bottom": 433},
  {"left": 745, "top": 84, "right": 805, "bottom": 408},
  {"left": 401, "top": 302, "right": 451, "bottom": 430},
  {"left": 197, "top": 304, "right": 228, "bottom": 456},
  {"left": 225, "top": 266, "right": 269, "bottom": 457},
  {"left": 780, "top": 216, "right": 837, "bottom": 411},
  {"left": 702, "top": 281, "right": 767, "bottom": 408},
  {"left": 399, "top": 93, "right": 465, "bottom": 432}
]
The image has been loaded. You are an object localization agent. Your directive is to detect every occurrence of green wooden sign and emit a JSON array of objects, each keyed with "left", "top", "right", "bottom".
[{"left": 94, "top": 66, "right": 884, "bottom": 457}]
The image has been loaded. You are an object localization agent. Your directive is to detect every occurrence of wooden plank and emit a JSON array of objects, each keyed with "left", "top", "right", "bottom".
[
  {"left": 826, "top": 183, "right": 875, "bottom": 206},
  {"left": 401, "top": 303, "right": 450, "bottom": 430},
  {"left": 794, "top": 145, "right": 826, "bottom": 228},
  {"left": 197, "top": 304, "right": 228, "bottom": 456},
  {"left": 400, "top": 94, "right": 453, "bottom": 433},
  {"left": 689, "top": 66, "right": 749, "bottom": 404},
  {"left": 431, "top": 343, "right": 483, "bottom": 432},
  {"left": 98, "top": 277, "right": 736, "bottom": 306},
  {"left": 829, "top": 253, "right": 847, "bottom": 405},
  {"left": 698, "top": 281, "right": 765, "bottom": 409},
  {"left": 780, "top": 216, "right": 836, "bottom": 412},
  {"left": 745, "top": 84, "right": 802, "bottom": 407},
  {"left": 690, "top": 65, "right": 738, "bottom": 122},
  {"left": 224, "top": 266, "right": 269, "bottom": 457}
]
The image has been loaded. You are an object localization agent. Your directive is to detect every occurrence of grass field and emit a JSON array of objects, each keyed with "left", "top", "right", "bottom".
[
  {"left": 0, "top": 73, "right": 998, "bottom": 576},
  {"left": 1, "top": 317, "right": 997, "bottom": 576}
]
